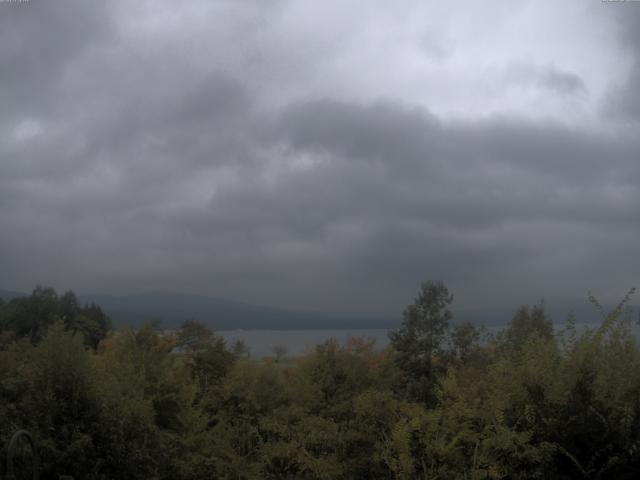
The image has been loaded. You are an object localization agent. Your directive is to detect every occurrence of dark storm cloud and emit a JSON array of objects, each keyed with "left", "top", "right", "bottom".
[
  {"left": 277, "top": 100, "right": 638, "bottom": 228},
  {"left": 164, "top": 98, "right": 639, "bottom": 309},
  {"left": 0, "top": 1, "right": 638, "bottom": 315}
]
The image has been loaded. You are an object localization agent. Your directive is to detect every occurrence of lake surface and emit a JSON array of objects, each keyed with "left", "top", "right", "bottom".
[
  {"left": 218, "top": 329, "right": 391, "bottom": 357},
  {"left": 219, "top": 322, "right": 636, "bottom": 358}
]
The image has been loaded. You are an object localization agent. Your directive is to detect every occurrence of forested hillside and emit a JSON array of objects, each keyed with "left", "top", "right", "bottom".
[{"left": 1, "top": 284, "right": 639, "bottom": 479}]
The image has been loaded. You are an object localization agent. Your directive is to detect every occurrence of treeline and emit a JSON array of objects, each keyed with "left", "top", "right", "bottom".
[{"left": 1, "top": 283, "right": 639, "bottom": 479}]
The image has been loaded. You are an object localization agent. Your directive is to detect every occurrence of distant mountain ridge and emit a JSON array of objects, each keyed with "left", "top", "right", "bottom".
[
  {"left": 2, "top": 288, "right": 396, "bottom": 329},
  {"left": 1, "top": 288, "right": 632, "bottom": 330},
  {"left": 78, "top": 291, "right": 395, "bottom": 330},
  {"left": 0, "top": 289, "right": 27, "bottom": 302}
]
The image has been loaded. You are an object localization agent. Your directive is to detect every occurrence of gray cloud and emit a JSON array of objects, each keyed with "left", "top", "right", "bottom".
[
  {"left": 602, "top": 5, "right": 640, "bottom": 122},
  {"left": 540, "top": 69, "right": 586, "bottom": 95},
  {"left": 504, "top": 63, "right": 587, "bottom": 95},
  {"left": 0, "top": 0, "right": 113, "bottom": 122},
  {"left": 0, "top": 1, "right": 638, "bottom": 317}
]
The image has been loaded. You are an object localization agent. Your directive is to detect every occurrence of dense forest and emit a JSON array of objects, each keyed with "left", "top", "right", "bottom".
[{"left": 1, "top": 283, "right": 639, "bottom": 479}]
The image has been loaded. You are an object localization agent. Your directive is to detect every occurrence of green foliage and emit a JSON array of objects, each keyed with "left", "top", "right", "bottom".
[
  {"left": 450, "top": 321, "right": 482, "bottom": 362},
  {"left": 2, "top": 283, "right": 640, "bottom": 479},
  {"left": 0, "top": 287, "right": 110, "bottom": 348},
  {"left": 177, "top": 319, "right": 237, "bottom": 393},
  {"left": 390, "top": 280, "right": 453, "bottom": 404},
  {"left": 501, "top": 302, "right": 554, "bottom": 352}
]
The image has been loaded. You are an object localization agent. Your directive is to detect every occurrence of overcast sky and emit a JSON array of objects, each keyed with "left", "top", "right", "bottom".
[{"left": 1, "top": 0, "right": 639, "bottom": 316}]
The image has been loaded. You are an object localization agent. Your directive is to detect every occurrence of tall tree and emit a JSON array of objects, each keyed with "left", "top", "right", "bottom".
[
  {"left": 503, "top": 302, "right": 553, "bottom": 350},
  {"left": 177, "top": 319, "right": 235, "bottom": 392},
  {"left": 450, "top": 321, "right": 481, "bottom": 362},
  {"left": 389, "top": 281, "right": 453, "bottom": 405}
]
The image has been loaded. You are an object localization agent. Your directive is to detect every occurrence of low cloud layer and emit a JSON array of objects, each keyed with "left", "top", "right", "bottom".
[{"left": 1, "top": 0, "right": 638, "bottom": 317}]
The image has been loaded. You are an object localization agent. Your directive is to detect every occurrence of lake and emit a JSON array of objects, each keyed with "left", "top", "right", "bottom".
[
  {"left": 218, "top": 329, "right": 391, "bottom": 357},
  {"left": 219, "top": 321, "right": 635, "bottom": 358}
]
